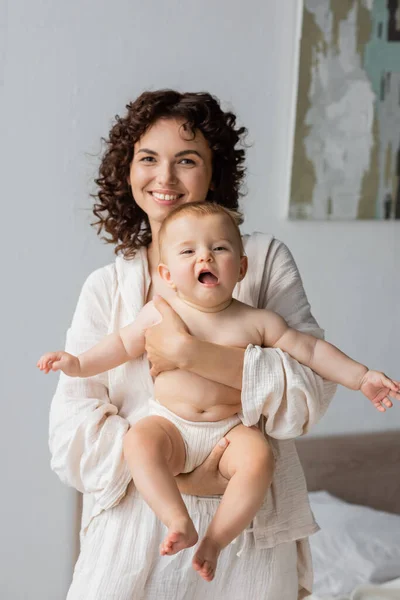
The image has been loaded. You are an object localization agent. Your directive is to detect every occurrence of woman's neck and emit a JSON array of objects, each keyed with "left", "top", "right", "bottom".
[{"left": 147, "top": 221, "right": 161, "bottom": 270}]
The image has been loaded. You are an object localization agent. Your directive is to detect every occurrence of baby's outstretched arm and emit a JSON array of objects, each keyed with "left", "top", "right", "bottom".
[
  {"left": 261, "top": 310, "right": 400, "bottom": 412},
  {"left": 37, "top": 301, "right": 161, "bottom": 378}
]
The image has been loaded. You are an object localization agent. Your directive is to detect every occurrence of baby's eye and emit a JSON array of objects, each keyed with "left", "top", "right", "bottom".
[
  {"left": 213, "top": 246, "right": 227, "bottom": 252},
  {"left": 180, "top": 249, "right": 194, "bottom": 255}
]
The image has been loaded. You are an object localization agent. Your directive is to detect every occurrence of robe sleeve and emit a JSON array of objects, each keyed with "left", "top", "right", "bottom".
[
  {"left": 48, "top": 266, "right": 132, "bottom": 512},
  {"left": 240, "top": 238, "right": 337, "bottom": 438}
]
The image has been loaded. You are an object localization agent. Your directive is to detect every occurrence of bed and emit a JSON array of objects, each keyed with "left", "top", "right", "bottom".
[{"left": 296, "top": 430, "right": 400, "bottom": 599}]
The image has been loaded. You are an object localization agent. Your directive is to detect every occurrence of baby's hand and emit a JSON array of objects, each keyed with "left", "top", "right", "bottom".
[
  {"left": 359, "top": 370, "right": 400, "bottom": 412},
  {"left": 37, "top": 351, "right": 81, "bottom": 377}
]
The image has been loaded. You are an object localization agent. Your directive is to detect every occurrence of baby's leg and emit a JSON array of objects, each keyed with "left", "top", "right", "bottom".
[
  {"left": 192, "top": 424, "right": 274, "bottom": 581},
  {"left": 124, "top": 415, "right": 198, "bottom": 555}
]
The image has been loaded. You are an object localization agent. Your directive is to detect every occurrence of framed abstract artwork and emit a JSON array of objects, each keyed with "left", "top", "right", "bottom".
[{"left": 289, "top": 0, "right": 400, "bottom": 220}]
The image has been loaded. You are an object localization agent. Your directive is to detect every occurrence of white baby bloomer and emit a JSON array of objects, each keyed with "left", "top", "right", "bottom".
[{"left": 148, "top": 397, "right": 242, "bottom": 473}]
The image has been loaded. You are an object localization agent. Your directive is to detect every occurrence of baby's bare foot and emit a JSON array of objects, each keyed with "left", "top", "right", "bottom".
[
  {"left": 192, "top": 536, "right": 221, "bottom": 582},
  {"left": 160, "top": 518, "right": 198, "bottom": 556}
]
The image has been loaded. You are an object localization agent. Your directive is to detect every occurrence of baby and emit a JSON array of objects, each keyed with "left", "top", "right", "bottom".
[{"left": 38, "top": 202, "right": 400, "bottom": 583}]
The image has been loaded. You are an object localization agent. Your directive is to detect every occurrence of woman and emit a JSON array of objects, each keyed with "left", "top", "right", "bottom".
[{"left": 49, "top": 89, "right": 336, "bottom": 599}]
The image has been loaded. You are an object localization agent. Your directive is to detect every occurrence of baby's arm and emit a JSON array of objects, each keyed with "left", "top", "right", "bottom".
[
  {"left": 259, "top": 310, "right": 400, "bottom": 411},
  {"left": 38, "top": 301, "right": 161, "bottom": 378}
]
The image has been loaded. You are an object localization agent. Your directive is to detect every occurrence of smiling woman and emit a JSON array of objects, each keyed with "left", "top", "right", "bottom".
[{"left": 92, "top": 89, "right": 246, "bottom": 259}]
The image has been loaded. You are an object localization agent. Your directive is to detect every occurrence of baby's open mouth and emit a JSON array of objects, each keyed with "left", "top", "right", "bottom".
[{"left": 198, "top": 272, "right": 219, "bottom": 284}]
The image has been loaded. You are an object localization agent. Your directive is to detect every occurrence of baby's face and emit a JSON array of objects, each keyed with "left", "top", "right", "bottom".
[{"left": 160, "top": 213, "right": 247, "bottom": 309}]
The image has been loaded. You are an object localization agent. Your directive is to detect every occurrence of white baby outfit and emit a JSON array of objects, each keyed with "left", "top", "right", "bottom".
[
  {"left": 148, "top": 398, "right": 242, "bottom": 473},
  {"left": 49, "top": 232, "right": 337, "bottom": 599}
]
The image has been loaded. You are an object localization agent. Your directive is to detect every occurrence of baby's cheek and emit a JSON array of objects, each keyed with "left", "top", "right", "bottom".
[{"left": 176, "top": 266, "right": 193, "bottom": 286}]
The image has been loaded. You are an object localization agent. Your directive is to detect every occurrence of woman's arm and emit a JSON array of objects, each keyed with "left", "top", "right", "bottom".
[
  {"left": 145, "top": 296, "right": 245, "bottom": 389},
  {"left": 49, "top": 267, "right": 132, "bottom": 513}
]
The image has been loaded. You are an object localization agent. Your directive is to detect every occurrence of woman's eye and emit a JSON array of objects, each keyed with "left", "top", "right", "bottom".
[
  {"left": 179, "top": 158, "right": 195, "bottom": 165},
  {"left": 140, "top": 156, "right": 155, "bottom": 163}
]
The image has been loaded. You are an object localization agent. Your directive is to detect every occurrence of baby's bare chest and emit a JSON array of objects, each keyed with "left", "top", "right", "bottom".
[{"left": 184, "top": 314, "right": 263, "bottom": 349}]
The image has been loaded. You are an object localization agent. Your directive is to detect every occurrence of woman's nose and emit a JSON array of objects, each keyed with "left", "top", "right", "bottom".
[{"left": 156, "top": 162, "right": 178, "bottom": 185}]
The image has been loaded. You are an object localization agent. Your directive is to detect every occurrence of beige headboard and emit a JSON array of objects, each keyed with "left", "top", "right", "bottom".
[{"left": 296, "top": 430, "right": 400, "bottom": 515}]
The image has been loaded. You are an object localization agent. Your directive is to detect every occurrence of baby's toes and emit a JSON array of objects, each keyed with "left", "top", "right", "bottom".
[
  {"left": 201, "top": 561, "right": 214, "bottom": 581},
  {"left": 160, "top": 542, "right": 170, "bottom": 555},
  {"left": 192, "top": 557, "right": 203, "bottom": 572}
]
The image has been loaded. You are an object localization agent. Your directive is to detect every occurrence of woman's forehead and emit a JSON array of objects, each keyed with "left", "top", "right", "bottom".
[{"left": 135, "top": 118, "right": 209, "bottom": 150}]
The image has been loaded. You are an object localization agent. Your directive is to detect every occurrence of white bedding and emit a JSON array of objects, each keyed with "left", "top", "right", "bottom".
[
  {"left": 307, "top": 577, "right": 400, "bottom": 600},
  {"left": 307, "top": 492, "right": 400, "bottom": 599}
]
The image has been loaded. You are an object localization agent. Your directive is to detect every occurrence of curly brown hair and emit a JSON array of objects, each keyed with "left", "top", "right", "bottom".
[{"left": 92, "top": 89, "right": 247, "bottom": 259}]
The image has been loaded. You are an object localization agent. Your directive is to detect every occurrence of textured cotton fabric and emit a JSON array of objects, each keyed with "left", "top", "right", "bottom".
[
  {"left": 49, "top": 232, "right": 337, "bottom": 599},
  {"left": 68, "top": 486, "right": 304, "bottom": 600},
  {"left": 149, "top": 398, "right": 241, "bottom": 473}
]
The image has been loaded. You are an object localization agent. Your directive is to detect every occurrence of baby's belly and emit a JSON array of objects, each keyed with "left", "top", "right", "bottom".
[{"left": 154, "top": 370, "right": 242, "bottom": 422}]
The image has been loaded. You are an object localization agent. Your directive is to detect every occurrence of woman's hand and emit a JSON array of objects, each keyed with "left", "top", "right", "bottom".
[
  {"left": 175, "top": 438, "right": 230, "bottom": 496},
  {"left": 145, "top": 295, "right": 190, "bottom": 377}
]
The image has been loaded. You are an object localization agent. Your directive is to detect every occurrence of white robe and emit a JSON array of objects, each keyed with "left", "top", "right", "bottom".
[{"left": 49, "top": 232, "right": 337, "bottom": 599}]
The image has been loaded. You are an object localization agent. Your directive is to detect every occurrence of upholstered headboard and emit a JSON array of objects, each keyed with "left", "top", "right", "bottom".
[{"left": 296, "top": 430, "right": 400, "bottom": 515}]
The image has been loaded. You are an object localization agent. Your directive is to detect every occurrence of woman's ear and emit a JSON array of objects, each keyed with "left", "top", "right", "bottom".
[
  {"left": 238, "top": 255, "right": 248, "bottom": 282},
  {"left": 158, "top": 263, "right": 177, "bottom": 290}
]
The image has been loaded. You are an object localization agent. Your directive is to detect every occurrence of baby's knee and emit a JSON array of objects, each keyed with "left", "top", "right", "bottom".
[
  {"left": 252, "top": 439, "right": 275, "bottom": 475},
  {"left": 123, "top": 416, "right": 163, "bottom": 455},
  {"left": 231, "top": 428, "right": 275, "bottom": 473}
]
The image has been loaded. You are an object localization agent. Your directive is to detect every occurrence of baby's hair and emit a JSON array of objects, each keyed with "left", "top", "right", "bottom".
[{"left": 158, "top": 202, "right": 245, "bottom": 260}]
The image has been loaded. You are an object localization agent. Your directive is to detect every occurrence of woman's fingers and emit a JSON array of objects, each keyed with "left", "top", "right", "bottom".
[
  {"left": 149, "top": 365, "right": 159, "bottom": 377},
  {"left": 204, "top": 437, "right": 230, "bottom": 470},
  {"left": 152, "top": 295, "right": 172, "bottom": 316}
]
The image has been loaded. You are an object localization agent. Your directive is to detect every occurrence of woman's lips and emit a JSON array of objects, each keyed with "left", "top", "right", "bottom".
[{"left": 149, "top": 191, "right": 183, "bottom": 205}]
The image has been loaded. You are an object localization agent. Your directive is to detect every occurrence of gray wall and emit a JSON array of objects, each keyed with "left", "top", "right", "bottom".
[{"left": 2, "top": 0, "right": 399, "bottom": 598}]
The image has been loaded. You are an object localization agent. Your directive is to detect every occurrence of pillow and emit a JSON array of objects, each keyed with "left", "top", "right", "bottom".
[{"left": 308, "top": 491, "right": 400, "bottom": 598}]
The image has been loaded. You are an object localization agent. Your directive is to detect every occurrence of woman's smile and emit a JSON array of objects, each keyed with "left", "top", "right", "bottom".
[{"left": 149, "top": 190, "right": 185, "bottom": 205}]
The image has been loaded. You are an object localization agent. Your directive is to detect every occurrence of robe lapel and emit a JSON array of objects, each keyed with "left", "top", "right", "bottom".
[
  {"left": 234, "top": 233, "right": 274, "bottom": 308},
  {"left": 115, "top": 247, "right": 151, "bottom": 321}
]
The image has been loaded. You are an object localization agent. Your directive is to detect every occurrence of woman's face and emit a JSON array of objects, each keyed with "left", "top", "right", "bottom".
[{"left": 129, "top": 118, "right": 214, "bottom": 232}]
